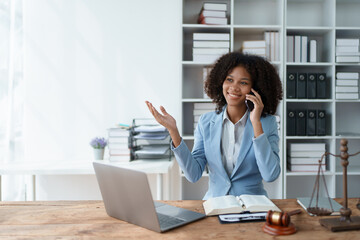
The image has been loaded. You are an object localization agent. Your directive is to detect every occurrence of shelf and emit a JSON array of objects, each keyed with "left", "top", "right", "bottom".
[
  {"left": 286, "top": 171, "right": 333, "bottom": 176},
  {"left": 182, "top": 24, "right": 231, "bottom": 29},
  {"left": 334, "top": 99, "right": 360, "bottom": 103},
  {"left": 285, "top": 99, "right": 333, "bottom": 103},
  {"left": 286, "top": 136, "right": 333, "bottom": 140},
  {"left": 335, "top": 171, "right": 360, "bottom": 176},
  {"left": 335, "top": 63, "right": 360, "bottom": 66},
  {"left": 182, "top": 61, "right": 214, "bottom": 66},
  {"left": 336, "top": 27, "right": 360, "bottom": 31},
  {"left": 182, "top": 98, "right": 212, "bottom": 102},
  {"left": 286, "top": 62, "right": 333, "bottom": 66},
  {"left": 233, "top": 25, "right": 281, "bottom": 31},
  {"left": 286, "top": 26, "right": 333, "bottom": 32},
  {"left": 182, "top": 135, "right": 194, "bottom": 140},
  {"left": 335, "top": 135, "right": 360, "bottom": 139}
]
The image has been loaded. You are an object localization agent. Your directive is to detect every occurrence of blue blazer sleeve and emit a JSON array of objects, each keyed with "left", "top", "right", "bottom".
[
  {"left": 253, "top": 116, "right": 280, "bottom": 182},
  {"left": 171, "top": 115, "right": 207, "bottom": 182}
]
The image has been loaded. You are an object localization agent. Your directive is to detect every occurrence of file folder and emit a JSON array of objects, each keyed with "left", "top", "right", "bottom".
[
  {"left": 307, "top": 73, "right": 317, "bottom": 99},
  {"left": 296, "top": 110, "right": 306, "bottom": 136},
  {"left": 307, "top": 110, "right": 316, "bottom": 136},
  {"left": 317, "top": 73, "right": 327, "bottom": 99},
  {"left": 297, "top": 73, "right": 307, "bottom": 98},
  {"left": 316, "top": 110, "right": 326, "bottom": 136},
  {"left": 287, "top": 110, "right": 296, "bottom": 136},
  {"left": 286, "top": 73, "right": 297, "bottom": 98}
]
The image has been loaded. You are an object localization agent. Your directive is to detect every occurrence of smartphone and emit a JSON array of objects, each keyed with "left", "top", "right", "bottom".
[{"left": 245, "top": 92, "right": 255, "bottom": 111}]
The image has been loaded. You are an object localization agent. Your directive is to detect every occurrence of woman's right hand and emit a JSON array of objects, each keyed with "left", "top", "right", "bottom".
[
  {"left": 145, "top": 101, "right": 177, "bottom": 133},
  {"left": 145, "top": 101, "right": 181, "bottom": 147}
]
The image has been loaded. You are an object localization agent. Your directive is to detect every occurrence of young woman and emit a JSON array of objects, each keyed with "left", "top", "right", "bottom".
[{"left": 146, "top": 52, "right": 283, "bottom": 199}]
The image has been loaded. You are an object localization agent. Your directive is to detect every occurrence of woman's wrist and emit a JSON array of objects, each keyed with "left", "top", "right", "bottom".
[
  {"left": 252, "top": 120, "right": 264, "bottom": 138},
  {"left": 169, "top": 128, "right": 181, "bottom": 147}
]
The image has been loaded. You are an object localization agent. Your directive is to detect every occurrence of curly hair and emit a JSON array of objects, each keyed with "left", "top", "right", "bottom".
[{"left": 204, "top": 52, "right": 283, "bottom": 116}]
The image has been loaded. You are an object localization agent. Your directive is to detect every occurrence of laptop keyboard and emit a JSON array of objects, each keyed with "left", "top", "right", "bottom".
[{"left": 157, "top": 213, "right": 185, "bottom": 228}]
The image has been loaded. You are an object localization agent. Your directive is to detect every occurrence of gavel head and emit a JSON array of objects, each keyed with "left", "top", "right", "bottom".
[{"left": 266, "top": 210, "right": 290, "bottom": 227}]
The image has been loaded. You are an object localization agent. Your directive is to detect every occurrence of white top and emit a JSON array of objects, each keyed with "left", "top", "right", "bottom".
[
  {"left": 221, "top": 109, "right": 248, "bottom": 177},
  {"left": 0, "top": 159, "right": 174, "bottom": 175}
]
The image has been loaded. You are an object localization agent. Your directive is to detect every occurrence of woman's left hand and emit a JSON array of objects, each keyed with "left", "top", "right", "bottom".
[{"left": 246, "top": 88, "right": 264, "bottom": 124}]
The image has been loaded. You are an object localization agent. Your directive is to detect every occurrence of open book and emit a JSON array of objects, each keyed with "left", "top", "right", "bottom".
[{"left": 203, "top": 194, "right": 281, "bottom": 216}]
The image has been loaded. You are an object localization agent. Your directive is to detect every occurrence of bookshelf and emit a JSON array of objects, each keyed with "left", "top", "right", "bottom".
[
  {"left": 284, "top": 0, "right": 360, "bottom": 199},
  {"left": 181, "top": 0, "right": 284, "bottom": 199},
  {"left": 181, "top": 0, "right": 360, "bottom": 200}
]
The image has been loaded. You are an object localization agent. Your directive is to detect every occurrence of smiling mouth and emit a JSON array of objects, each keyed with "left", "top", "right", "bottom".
[{"left": 228, "top": 92, "right": 241, "bottom": 98}]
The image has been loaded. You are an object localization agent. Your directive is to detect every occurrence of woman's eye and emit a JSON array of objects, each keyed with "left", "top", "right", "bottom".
[
  {"left": 241, "top": 82, "right": 248, "bottom": 85},
  {"left": 226, "top": 78, "right": 233, "bottom": 82}
]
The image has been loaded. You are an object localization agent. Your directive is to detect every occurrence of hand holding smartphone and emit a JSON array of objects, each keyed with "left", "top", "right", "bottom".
[{"left": 245, "top": 92, "right": 255, "bottom": 111}]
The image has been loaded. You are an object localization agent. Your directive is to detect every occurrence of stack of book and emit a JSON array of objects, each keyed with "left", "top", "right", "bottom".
[
  {"left": 264, "top": 31, "right": 279, "bottom": 61},
  {"left": 193, "top": 102, "right": 216, "bottom": 131},
  {"left": 241, "top": 40, "right": 266, "bottom": 58},
  {"left": 287, "top": 143, "right": 326, "bottom": 172},
  {"left": 336, "top": 38, "right": 360, "bottom": 63},
  {"left": 107, "top": 127, "right": 131, "bottom": 162},
  {"left": 335, "top": 72, "right": 359, "bottom": 100},
  {"left": 198, "top": 2, "right": 228, "bottom": 25},
  {"left": 193, "top": 33, "right": 230, "bottom": 63},
  {"left": 287, "top": 35, "right": 316, "bottom": 63}
]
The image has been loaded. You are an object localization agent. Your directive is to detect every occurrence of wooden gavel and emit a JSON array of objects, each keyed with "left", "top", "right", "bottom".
[{"left": 266, "top": 209, "right": 302, "bottom": 227}]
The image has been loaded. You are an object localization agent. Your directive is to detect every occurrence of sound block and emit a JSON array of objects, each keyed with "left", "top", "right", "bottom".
[
  {"left": 262, "top": 223, "right": 297, "bottom": 235},
  {"left": 263, "top": 223, "right": 296, "bottom": 236},
  {"left": 319, "top": 216, "right": 360, "bottom": 232}
]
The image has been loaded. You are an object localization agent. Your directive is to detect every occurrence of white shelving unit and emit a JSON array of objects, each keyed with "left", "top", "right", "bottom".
[
  {"left": 181, "top": 0, "right": 360, "bottom": 200},
  {"left": 284, "top": 0, "right": 360, "bottom": 198},
  {"left": 181, "top": 0, "right": 284, "bottom": 199}
]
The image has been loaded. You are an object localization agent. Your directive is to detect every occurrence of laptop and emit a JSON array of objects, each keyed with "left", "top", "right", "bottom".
[{"left": 93, "top": 162, "right": 206, "bottom": 232}]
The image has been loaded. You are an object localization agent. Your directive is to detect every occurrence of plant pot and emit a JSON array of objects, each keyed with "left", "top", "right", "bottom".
[{"left": 93, "top": 148, "right": 105, "bottom": 160}]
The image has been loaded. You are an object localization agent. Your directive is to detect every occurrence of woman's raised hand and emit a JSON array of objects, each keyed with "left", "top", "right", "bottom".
[{"left": 145, "top": 101, "right": 177, "bottom": 132}]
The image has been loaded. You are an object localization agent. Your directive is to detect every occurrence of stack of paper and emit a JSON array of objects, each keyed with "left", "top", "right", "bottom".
[
  {"left": 241, "top": 40, "right": 266, "bottom": 58},
  {"left": 335, "top": 72, "right": 359, "bottom": 100},
  {"left": 193, "top": 102, "right": 216, "bottom": 131},
  {"left": 132, "top": 123, "right": 171, "bottom": 160},
  {"left": 336, "top": 38, "right": 360, "bottom": 63},
  {"left": 287, "top": 143, "right": 326, "bottom": 172},
  {"left": 192, "top": 33, "right": 230, "bottom": 63}
]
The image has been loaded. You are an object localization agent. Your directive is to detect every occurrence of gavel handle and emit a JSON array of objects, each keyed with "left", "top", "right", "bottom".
[{"left": 287, "top": 209, "right": 302, "bottom": 216}]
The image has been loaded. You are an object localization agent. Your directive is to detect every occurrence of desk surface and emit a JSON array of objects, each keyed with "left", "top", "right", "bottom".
[
  {"left": 0, "top": 199, "right": 359, "bottom": 239},
  {"left": 0, "top": 159, "right": 173, "bottom": 175}
]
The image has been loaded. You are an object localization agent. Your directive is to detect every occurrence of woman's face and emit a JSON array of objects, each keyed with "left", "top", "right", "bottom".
[{"left": 222, "top": 65, "right": 253, "bottom": 108}]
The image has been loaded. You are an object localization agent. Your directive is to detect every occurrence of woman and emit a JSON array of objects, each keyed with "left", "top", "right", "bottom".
[{"left": 146, "top": 52, "right": 283, "bottom": 199}]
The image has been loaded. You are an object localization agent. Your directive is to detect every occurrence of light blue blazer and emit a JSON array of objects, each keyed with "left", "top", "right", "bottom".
[{"left": 171, "top": 109, "right": 281, "bottom": 200}]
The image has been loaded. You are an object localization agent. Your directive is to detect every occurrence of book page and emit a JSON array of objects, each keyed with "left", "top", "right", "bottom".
[
  {"left": 239, "top": 195, "right": 281, "bottom": 212},
  {"left": 203, "top": 195, "right": 243, "bottom": 216},
  {"left": 209, "top": 195, "right": 240, "bottom": 209}
]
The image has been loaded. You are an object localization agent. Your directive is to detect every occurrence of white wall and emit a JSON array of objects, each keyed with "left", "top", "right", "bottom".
[
  {"left": 23, "top": 0, "right": 181, "bottom": 200},
  {"left": 23, "top": 0, "right": 181, "bottom": 162}
]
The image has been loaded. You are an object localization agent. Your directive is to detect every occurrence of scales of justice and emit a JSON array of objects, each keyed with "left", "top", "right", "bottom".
[{"left": 307, "top": 139, "right": 360, "bottom": 232}]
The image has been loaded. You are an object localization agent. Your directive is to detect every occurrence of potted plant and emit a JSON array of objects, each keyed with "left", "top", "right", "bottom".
[{"left": 90, "top": 137, "right": 107, "bottom": 160}]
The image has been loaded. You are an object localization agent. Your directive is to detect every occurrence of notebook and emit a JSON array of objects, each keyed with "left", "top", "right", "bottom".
[
  {"left": 93, "top": 162, "right": 205, "bottom": 232},
  {"left": 297, "top": 197, "right": 343, "bottom": 216}
]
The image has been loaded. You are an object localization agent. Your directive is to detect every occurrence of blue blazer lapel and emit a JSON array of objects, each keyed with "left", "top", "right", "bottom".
[
  {"left": 231, "top": 114, "right": 254, "bottom": 179},
  {"left": 209, "top": 110, "right": 229, "bottom": 180}
]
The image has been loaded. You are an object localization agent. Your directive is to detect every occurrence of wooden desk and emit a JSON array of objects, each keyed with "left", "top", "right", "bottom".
[{"left": 0, "top": 199, "right": 359, "bottom": 239}]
